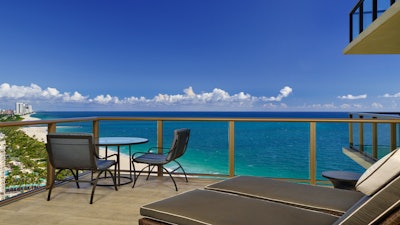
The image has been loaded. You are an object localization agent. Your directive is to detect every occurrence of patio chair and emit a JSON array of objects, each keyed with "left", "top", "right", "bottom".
[
  {"left": 131, "top": 128, "right": 190, "bottom": 191},
  {"left": 138, "top": 149, "right": 400, "bottom": 224},
  {"left": 46, "top": 133, "right": 118, "bottom": 204}
]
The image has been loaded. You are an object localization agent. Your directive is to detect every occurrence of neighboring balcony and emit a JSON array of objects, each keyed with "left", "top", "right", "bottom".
[{"left": 343, "top": 0, "right": 400, "bottom": 54}]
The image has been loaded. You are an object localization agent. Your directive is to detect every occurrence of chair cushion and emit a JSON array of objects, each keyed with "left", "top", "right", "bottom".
[
  {"left": 205, "top": 176, "right": 364, "bottom": 215},
  {"left": 141, "top": 189, "right": 338, "bottom": 225},
  {"left": 356, "top": 149, "right": 400, "bottom": 195},
  {"left": 134, "top": 153, "right": 168, "bottom": 164},
  {"left": 96, "top": 159, "right": 116, "bottom": 170}
]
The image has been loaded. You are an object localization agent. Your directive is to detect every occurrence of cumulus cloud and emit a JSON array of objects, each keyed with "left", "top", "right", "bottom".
[
  {"left": 338, "top": 94, "right": 367, "bottom": 100},
  {"left": 371, "top": 102, "right": 383, "bottom": 108},
  {"left": 0, "top": 83, "right": 45, "bottom": 99},
  {"left": 383, "top": 92, "right": 400, "bottom": 98},
  {"left": 0, "top": 83, "right": 293, "bottom": 110},
  {"left": 261, "top": 86, "right": 293, "bottom": 101},
  {"left": 93, "top": 94, "right": 120, "bottom": 104}
]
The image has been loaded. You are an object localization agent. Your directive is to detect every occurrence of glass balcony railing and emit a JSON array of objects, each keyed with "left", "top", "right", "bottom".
[
  {"left": 349, "top": 0, "right": 397, "bottom": 41},
  {"left": 1, "top": 114, "right": 399, "bottom": 204}
]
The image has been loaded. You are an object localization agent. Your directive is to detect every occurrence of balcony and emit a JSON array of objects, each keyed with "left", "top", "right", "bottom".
[
  {"left": 344, "top": 0, "right": 400, "bottom": 54},
  {"left": 0, "top": 114, "right": 398, "bottom": 223}
]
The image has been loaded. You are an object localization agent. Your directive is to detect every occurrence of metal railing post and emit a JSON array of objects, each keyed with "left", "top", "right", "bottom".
[
  {"left": 359, "top": 1, "right": 364, "bottom": 33},
  {"left": 390, "top": 122, "right": 397, "bottom": 151},
  {"left": 373, "top": 0, "right": 378, "bottom": 21},
  {"left": 92, "top": 120, "right": 99, "bottom": 140},
  {"left": 309, "top": 122, "right": 317, "bottom": 185},
  {"left": 228, "top": 121, "right": 235, "bottom": 177},
  {"left": 349, "top": 114, "right": 354, "bottom": 148},
  {"left": 359, "top": 115, "right": 364, "bottom": 153},
  {"left": 46, "top": 123, "right": 57, "bottom": 188},
  {"left": 157, "top": 120, "right": 163, "bottom": 177},
  {"left": 372, "top": 117, "right": 378, "bottom": 159}
]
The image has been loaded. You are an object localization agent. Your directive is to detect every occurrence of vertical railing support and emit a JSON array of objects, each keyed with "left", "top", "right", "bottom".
[
  {"left": 349, "top": 114, "right": 354, "bottom": 149},
  {"left": 92, "top": 120, "right": 99, "bottom": 140},
  {"left": 46, "top": 123, "right": 57, "bottom": 188},
  {"left": 309, "top": 122, "right": 317, "bottom": 185},
  {"left": 157, "top": 120, "right": 163, "bottom": 177},
  {"left": 372, "top": 0, "right": 378, "bottom": 21},
  {"left": 228, "top": 121, "right": 235, "bottom": 177},
  {"left": 92, "top": 120, "right": 100, "bottom": 155},
  {"left": 390, "top": 122, "right": 397, "bottom": 151},
  {"left": 372, "top": 117, "right": 378, "bottom": 159},
  {"left": 359, "top": 115, "right": 364, "bottom": 153},
  {"left": 359, "top": 1, "right": 364, "bottom": 33}
]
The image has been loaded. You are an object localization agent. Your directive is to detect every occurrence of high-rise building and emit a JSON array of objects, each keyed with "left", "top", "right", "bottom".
[{"left": 15, "top": 102, "right": 33, "bottom": 115}]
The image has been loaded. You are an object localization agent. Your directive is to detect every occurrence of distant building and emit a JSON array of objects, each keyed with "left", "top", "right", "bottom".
[
  {"left": 15, "top": 102, "right": 33, "bottom": 115},
  {"left": 0, "top": 133, "right": 5, "bottom": 200},
  {"left": 0, "top": 109, "right": 14, "bottom": 115}
]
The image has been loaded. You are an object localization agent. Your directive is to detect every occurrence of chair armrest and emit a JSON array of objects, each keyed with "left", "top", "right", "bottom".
[
  {"left": 95, "top": 152, "right": 118, "bottom": 160},
  {"left": 98, "top": 153, "right": 118, "bottom": 159},
  {"left": 132, "top": 152, "right": 147, "bottom": 159},
  {"left": 148, "top": 147, "right": 169, "bottom": 153}
]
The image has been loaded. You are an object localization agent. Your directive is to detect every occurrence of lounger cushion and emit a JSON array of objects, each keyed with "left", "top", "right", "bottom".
[
  {"left": 334, "top": 174, "right": 400, "bottom": 225},
  {"left": 205, "top": 176, "right": 364, "bottom": 215},
  {"left": 141, "top": 189, "right": 338, "bottom": 225},
  {"left": 356, "top": 149, "right": 400, "bottom": 195}
]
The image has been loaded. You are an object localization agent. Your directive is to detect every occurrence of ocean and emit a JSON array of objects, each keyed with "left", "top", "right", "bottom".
[{"left": 32, "top": 111, "right": 367, "bottom": 180}]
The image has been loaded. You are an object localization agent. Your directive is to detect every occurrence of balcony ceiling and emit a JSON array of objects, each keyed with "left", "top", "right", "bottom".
[{"left": 343, "top": 2, "right": 400, "bottom": 54}]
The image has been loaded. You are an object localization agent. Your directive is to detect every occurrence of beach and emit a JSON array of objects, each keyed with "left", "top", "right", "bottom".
[{"left": 19, "top": 114, "right": 136, "bottom": 171}]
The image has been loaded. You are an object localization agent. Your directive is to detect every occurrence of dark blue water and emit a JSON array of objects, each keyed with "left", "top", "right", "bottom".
[{"left": 32, "top": 111, "right": 365, "bottom": 179}]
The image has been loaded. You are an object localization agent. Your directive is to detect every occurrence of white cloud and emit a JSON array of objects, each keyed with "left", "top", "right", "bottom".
[
  {"left": 338, "top": 94, "right": 367, "bottom": 100},
  {"left": 371, "top": 102, "right": 383, "bottom": 108},
  {"left": 63, "top": 91, "right": 88, "bottom": 102},
  {"left": 383, "top": 92, "right": 400, "bottom": 98},
  {"left": 0, "top": 83, "right": 45, "bottom": 99},
  {"left": 93, "top": 94, "right": 120, "bottom": 104},
  {"left": 0, "top": 83, "right": 293, "bottom": 110},
  {"left": 261, "top": 86, "right": 293, "bottom": 101}
]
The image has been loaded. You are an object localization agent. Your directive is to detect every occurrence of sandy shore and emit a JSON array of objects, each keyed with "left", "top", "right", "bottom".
[
  {"left": 19, "top": 114, "right": 139, "bottom": 171},
  {"left": 20, "top": 114, "right": 48, "bottom": 142}
]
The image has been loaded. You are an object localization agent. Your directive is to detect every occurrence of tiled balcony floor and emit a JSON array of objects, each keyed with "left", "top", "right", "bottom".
[{"left": 0, "top": 174, "right": 220, "bottom": 225}]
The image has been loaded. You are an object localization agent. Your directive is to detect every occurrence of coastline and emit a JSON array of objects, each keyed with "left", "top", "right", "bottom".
[
  {"left": 20, "top": 114, "right": 47, "bottom": 143},
  {"left": 19, "top": 114, "right": 136, "bottom": 171}
]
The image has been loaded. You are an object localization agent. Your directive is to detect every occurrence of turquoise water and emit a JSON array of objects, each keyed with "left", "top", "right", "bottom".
[{"left": 32, "top": 111, "right": 366, "bottom": 180}]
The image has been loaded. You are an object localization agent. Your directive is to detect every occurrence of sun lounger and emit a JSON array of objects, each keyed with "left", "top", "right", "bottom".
[
  {"left": 138, "top": 149, "right": 400, "bottom": 225},
  {"left": 205, "top": 176, "right": 364, "bottom": 215},
  {"left": 140, "top": 189, "right": 339, "bottom": 225}
]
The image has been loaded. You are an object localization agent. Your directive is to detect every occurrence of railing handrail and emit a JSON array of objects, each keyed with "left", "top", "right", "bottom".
[{"left": 3, "top": 116, "right": 400, "bottom": 127}]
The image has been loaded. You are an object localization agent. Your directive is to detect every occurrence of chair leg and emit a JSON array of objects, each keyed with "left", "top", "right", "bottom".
[
  {"left": 48, "top": 169, "right": 65, "bottom": 200},
  {"left": 90, "top": 171, "right": 103, "bottom": 204},
  {"left": 47, "top": 172, "right": 56, "bottom": 201},
  {"left": 163, "top": 167, "right": 178, "bottom": 191},
  {"left": 146, "top": 165, "right": 155, "bottom": 181},
  {"left": 174, "top": 160, "right": 188, "bottom": 182},
  {"left": 132, "top": 165, "right": 150, "bottom": 188},
  {"left": 131, "top": 161, "right": 136, "bottom": 182},
  {"left": 69, "top": 169, "right": 80, "bottom": 188},
  {"left": 106, "top": 169, "right": 118, "bottom": 191}
]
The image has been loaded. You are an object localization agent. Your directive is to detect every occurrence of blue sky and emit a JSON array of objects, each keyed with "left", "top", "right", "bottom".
[{"left": 1, "top": 0, "right": 400, "bottom": 112}]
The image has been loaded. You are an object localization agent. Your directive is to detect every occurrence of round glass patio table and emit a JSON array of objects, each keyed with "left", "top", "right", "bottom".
[{"left": 96, "top": 137, "right": 149, "bottom": 185}]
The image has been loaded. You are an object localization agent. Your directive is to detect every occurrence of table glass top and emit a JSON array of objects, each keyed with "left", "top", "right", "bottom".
[{"left": 98, "top": 137, "right": 148, "bottom": 145}]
